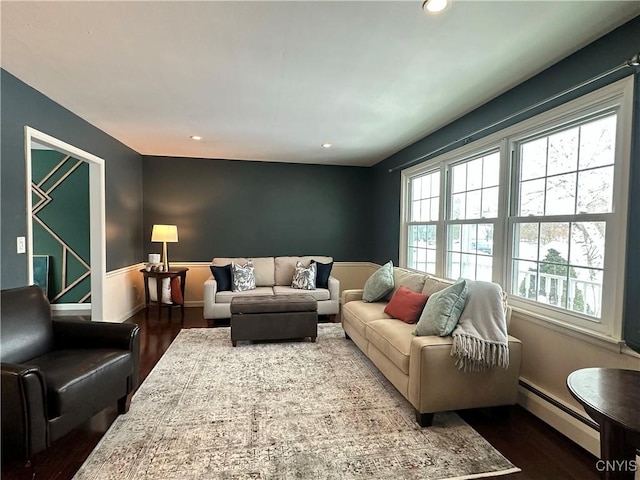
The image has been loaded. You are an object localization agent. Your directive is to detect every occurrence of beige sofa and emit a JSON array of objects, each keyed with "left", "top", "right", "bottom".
[
  {"left": 341, "top": 267, "right": 522, "bottom": 426},
  {"left": 204, "top": 256, "right": 339, "bottom": 320}
]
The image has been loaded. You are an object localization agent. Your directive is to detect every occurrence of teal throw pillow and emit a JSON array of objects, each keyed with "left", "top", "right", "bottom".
[
  {"left": 413, "top": 279, "right": 468, "bottom": 336},
  {"left": 362, "top": 261, "right": 394, "bottom": 302}
]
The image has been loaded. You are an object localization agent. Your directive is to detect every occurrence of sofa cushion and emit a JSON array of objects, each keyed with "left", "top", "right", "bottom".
[
  {"left": 386, "top": 268, "right": 428, "bottom": 300},
  {"left": 213, "top": 257, "right": 275, "bottom": 287},
  {"left": 384, "top": 286, "right": 429, "bottom": 324},
  {"left": 274, "top": 256, "right": 333, "bottom": 286},
  {"left": 414, "top": 280, "right": 468, "bottom": 337},
  {"left": 291, "top": 261, "right": 316, "bottom": 290},
  {"left": 363, "top": 261, "right": 394, "bottom": 302},
  {"left": 215, "top": 287, "right": 274, "bottom": 303},
  {"left": 232, "top": 261, "right": 256, "bottom": 292},
  {"left": 273, "top": 286, "right": 330, "bottom": 301},
  {"left": 366, "top": 320, "right": 414, "bottom": 375},
  {"left": 29, "top": 349, "right": 132, "bottom": 417},
  {"left": 421, "top": 276, "right": 454, "bottom": 297},
  {"left": 341, "top": 300, "right": 392, "bottom": 339}
]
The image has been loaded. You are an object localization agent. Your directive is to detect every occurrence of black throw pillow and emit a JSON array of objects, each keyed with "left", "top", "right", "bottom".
[
  {"left": 311, "top": 260, "right": 333, "bottom": 289},
  {"left": 210, "top": 265, "right": 232, "bottom": 292}
]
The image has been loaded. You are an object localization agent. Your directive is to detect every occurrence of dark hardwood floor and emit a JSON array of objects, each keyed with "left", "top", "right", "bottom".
[{"left": 1, "top": 308, "right": 599, "bottom": 480}]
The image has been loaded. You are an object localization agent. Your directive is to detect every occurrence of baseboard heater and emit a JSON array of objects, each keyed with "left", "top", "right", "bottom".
[{"left": 518, "top": 379, "right": 599, "bottom": 432}]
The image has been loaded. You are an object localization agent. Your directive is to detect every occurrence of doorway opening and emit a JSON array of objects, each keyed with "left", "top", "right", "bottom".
[{"left": 25, "top": 126, "right": 106, "bottom": 320}]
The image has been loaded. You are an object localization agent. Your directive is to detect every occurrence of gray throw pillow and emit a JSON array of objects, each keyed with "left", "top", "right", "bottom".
[
  {"left": 413, "top": 279, "right": 468, "bottom": 336},
  {"left": 363, "top": 261, "right": 394, "bottom": 302},
  {"left": 291, "top": 261, "right": 317, "bottom": 290},
  {"left": 231, "top": 260, "right": 256, "bottom": 292}
]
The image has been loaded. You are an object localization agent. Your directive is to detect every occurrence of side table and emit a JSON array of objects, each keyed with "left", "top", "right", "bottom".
[
  {"left": 140, "top": 268, "right": 188, "bottom": 321},
  {"left": 567, "top": 368, "right": 640, "bottom": 480}
]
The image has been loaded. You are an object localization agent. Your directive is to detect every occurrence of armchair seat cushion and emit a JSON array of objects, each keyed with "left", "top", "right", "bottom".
[{"left": 29, "top": 349, "right": 132, "bottom": 417}]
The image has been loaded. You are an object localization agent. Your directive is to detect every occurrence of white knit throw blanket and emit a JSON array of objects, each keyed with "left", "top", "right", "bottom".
[{"left": 451, "top": 281, "right": 510, "bottom": 372}]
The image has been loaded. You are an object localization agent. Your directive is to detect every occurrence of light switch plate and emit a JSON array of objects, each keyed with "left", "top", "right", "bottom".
[{"left": 17, "top": 236, "right": 26, "bottom": 254}]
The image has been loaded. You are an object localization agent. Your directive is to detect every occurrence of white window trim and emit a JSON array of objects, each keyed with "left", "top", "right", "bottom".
[{"left": 399, "top": 76, "right": 633, "bottom": 342}]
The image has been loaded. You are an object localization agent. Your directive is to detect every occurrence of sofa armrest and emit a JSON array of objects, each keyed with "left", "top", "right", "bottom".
[
  {"left": 342, "top": 289, "right": 364, "bottom": 304},
  {"left": 204, "top": 277, "right": 218, "bottom": 305},
  {"left": 1, "top": 363, "right": 48, "bottom": 459},
  {"left": 327, "top": 276, "right": 339, "bottom": 301},
  {"left": 52, "top": 320, "right": 141, "bottom": 390}
]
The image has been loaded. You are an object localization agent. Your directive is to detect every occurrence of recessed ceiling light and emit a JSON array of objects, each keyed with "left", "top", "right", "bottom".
[
  {"left": 422, "top": 0, "right": 449, "bottom": 14},
  {"left": 191, "top": 135, "right": 202, "bottom": 141},
  {"left": 321, "top": 143, "right": 333, "bottom": 148}
]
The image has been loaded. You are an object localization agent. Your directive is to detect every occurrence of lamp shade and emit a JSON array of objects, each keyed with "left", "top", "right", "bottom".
[{"left": 151, "top": 224, "right": 178, "bottom": 243}]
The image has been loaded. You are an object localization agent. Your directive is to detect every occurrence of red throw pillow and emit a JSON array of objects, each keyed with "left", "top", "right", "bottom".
[
  {"left": 170, "top": 277, "right": 183, "bottom": 304},
  {"left": 384, "top": 286, "right": 429, "bottom": 324}
]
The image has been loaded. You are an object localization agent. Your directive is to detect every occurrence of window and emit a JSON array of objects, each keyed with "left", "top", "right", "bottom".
[
  {"left": 400, "top": 78, "right": 632, "bottom": 340},
  {"left": 446, "top": 151, "right": 500, "bottom": 281},
  {"left": 511, "top": 114, "right": 615, "bottom": 319},
  {"left": 406, "top": 170, "right": 440, "bottom": 274}
]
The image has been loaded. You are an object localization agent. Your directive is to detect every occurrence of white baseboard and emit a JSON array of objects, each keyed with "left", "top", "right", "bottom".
[
  {"left": 517, "top": 379, "right": 600, "bottom": 457},
  {"left": 51, "top": 303, "right": 92, "bottom": 316}
]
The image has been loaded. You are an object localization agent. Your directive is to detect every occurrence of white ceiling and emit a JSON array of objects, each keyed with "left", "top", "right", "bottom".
[{"left": 2, "top": 2, "right": 638, "bottom": 167}]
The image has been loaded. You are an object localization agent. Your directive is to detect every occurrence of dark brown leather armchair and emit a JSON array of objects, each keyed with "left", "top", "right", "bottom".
[{"left": 1, "top": 285, "right": 140, "bottom": 460}]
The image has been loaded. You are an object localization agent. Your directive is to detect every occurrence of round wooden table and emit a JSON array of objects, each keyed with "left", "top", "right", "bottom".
[{"left": 567, "top": 368, "right": 640, "bottom": 480}]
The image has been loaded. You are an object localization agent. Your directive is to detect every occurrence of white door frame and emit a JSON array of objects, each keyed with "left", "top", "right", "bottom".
[{"left": 25, "top": 126, "right": 106, "bottom": 321}]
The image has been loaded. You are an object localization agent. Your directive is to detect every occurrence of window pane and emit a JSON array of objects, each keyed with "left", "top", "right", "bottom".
[
  {"left": 477, "top": 255, "right": 493, "bottom": 282},
  {"left": 513, "top": 260, "right": 539, "bottom": 301},
  {"left": 579, "top": 115, "right": 616, "bottom": 169},
  {"left": 570, "top": 222, "right": 605, "bottom": 269},
  {"left": 408, "top": 247, "right": 418, "bottom": 269},
  {"left": 548, "top": 127, "right": 578, "bottom": 176},
  {"left": 514, "top": 223, "right": 538, "bottom": 261},
  {"left": 467, "top": 158, "right": 483, "bottom": 191},
  {"left": 452, "top": 163, "right": 467, "bottom": 193},
  {"left": 466, "top": 190, "right": 482, "bottom": 219},
  {"left": 448, "top": 251, "right": 461, "bottom": 279},
  {"left": 461, "top": 224, "right": 475, "bottom": 253},
  {"left": 519, "top": 178, "right": 545, "bottom": 216},
  {"left": 577, "top": 166, "right": 613, "bottom": 214},
  {"left": 448, "top": 224, "right": 461, "bottom": 251},
  {"left": 476, "top": 224, "right": 494, "bottom": 255},
  {"left": 431, "top": 172, "right": 440, "bottom": 197},
  {"left": 545, "top": 173, "right": 576, "bottom": 215},
  {"left": 426, "top": 224, "right": 437, "bottom": 248},
  {"left": 521, "top": 138, "right": 547, "bottom": 181},
  {"left": 452, "top": 193, "right": 465, "bottom": 220},
  {"left": 483, "top": 152, "right": 500, "bottom": 187},
  {"left": 481, "top": 186, "right": 499, "bottom": 218},
  {"left": 426, "top": 249, "right": 437, "bottom": 275},
  {"left": 430, "top": 199, "right": 439, "bottom": 222},
  {"left": 569, "top": 268, "right": 602, "bottom": 317},
  {"left": 410, "top": 200, "right": 420, "bottom": 222},
  {"left": 412, "top": 177, "right": 422, "bottom": 202},
  {"left": 539, "top": 222, "right": 570, "bottom": 265},
  {"left": 460, "top": 253, "right": 476, "bottom": 279}
]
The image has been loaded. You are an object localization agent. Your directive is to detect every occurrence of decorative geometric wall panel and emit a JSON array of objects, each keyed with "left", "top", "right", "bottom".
[{"left": 31, "top": 150, "right": 90, "bottom": 304}]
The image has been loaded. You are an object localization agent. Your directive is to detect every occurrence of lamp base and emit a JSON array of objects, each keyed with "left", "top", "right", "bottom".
[{"left": 161, "top": 242, "right": 169, "bottom": 271}]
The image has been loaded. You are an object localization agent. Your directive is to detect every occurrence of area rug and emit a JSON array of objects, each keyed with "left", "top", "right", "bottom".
[{"left": 74, "top": 324, "right": 519, "bottom": 480}]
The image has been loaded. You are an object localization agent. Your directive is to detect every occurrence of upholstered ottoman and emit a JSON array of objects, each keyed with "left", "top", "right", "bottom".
[{"left": 230, "top": 294, "right": 318, "bottom": 346}]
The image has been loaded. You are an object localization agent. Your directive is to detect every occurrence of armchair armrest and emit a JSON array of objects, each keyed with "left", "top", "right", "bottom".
[
  {"left": 342, "top": 289, "right": 364, "bottom": 304},
  {"left": 52, "top": 320, "right": 140, "bottom": 390},
  {"left": 1, "top": 363, "right": 48, "bottom": 459}
]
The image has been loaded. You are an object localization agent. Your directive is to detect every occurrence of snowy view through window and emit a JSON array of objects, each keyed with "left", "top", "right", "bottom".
[{"left": 512, "top": 114, "right": 616, "bottom": 319}]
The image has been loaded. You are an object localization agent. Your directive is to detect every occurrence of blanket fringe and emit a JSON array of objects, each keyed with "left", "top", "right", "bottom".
[{"left": 451, "top": 334, "right": 509, "bottom": 373}]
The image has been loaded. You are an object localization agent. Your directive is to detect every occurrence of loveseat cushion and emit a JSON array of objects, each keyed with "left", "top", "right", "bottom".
[
  {"left": 366, "top": 320, "right": 414, "bottom": 375},
  {"left": 273, "top": 286, "right": 330, "bottom": 301},
  {"left": 29, "top": 349, "right": 132, "bottom": 418},
  {"left": 215, "top": 287, "right": 274, "bottom": 303},
  {"left": 421, "top": 276, "right": 455, "bottom": 297},
  {"left": 341, "top": 300, "right": 392, "bottom": 339}
]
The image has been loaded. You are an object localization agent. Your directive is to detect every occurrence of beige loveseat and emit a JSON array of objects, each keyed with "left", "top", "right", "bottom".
[
  {"left": 204, "top": 256, "right": 339, "bottom": 320},
  {"left": 341, "top": 267, "right": 522, "bottom": 426}
]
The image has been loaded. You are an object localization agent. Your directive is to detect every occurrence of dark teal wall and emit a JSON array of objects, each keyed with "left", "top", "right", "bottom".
[
  {"left": 142, "top": 156, "right": 373, "bottom": 262},
  {"left": 370, "top": 17, "right": 640, "bottom": 350},
  {"left": 1, "top": 69, "right": 144, "bottom": 289}
]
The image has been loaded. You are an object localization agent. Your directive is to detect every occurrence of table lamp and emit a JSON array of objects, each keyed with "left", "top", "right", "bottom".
[{"left": 151, "top": 224, "right": 178, "bottom": 271}]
